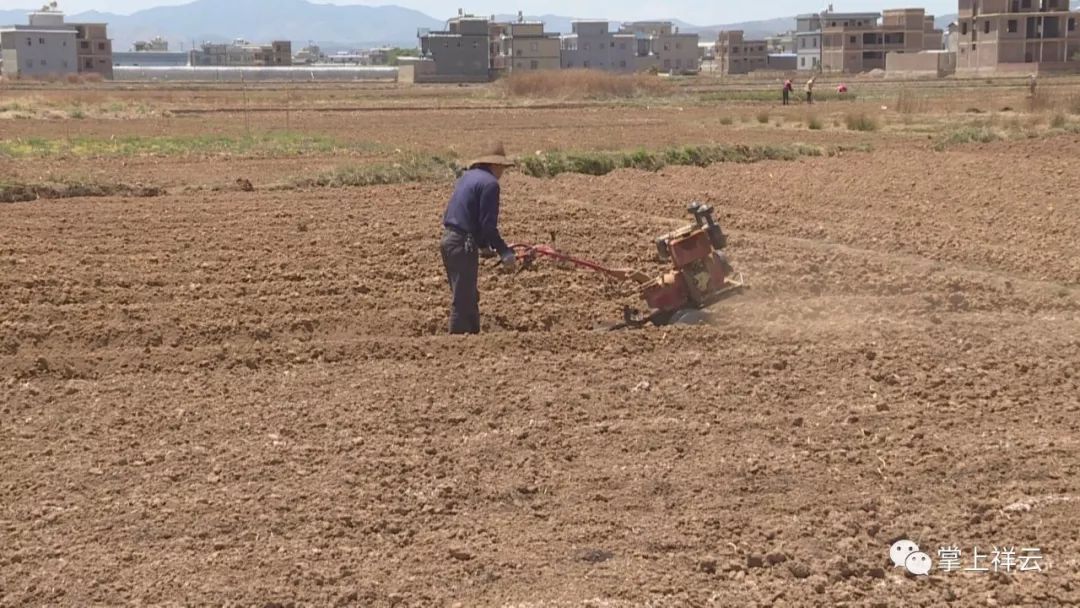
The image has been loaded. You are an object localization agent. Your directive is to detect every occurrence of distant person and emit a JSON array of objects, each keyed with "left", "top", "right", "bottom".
[
  {"left": 782, "top": 79, "right": 793, "bottom": 105},
  {"left": 837, "top": 82, "right": 848, "bottom": 98},
  {"left": 440, "top": 143, "right": 517, "bottom": 335},
  {"left": 805, "top": 76, "right": 816, "bottom": 104},
  {"left": 1028, "top": 73, "right": 1038, "bottom": 97}
]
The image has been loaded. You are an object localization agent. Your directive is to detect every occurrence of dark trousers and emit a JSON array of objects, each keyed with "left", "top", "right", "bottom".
[
  {"left": 440, "top": 230, "right": 480, "bottom": 335},
  {"left": 782, "top": 90, "right": 790, "bottom": 105},
  {"left": 806, "top": 92, "right": 813, "bottom": 104}
]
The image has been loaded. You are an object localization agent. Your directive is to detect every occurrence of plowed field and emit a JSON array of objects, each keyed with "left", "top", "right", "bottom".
[{"left": 2, "top": 81, "right": 1079, "bottom": 607}]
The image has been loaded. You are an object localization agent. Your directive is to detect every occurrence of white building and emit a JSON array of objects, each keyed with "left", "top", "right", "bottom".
[{"left": 0, "top": 9, "right": 78, "bottom": 78}]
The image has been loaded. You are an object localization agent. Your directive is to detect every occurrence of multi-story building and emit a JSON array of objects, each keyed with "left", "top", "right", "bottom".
[
  {"left": 955, "top": 0, "right": 1080, "bottom": 73},
  {"left": 72, "top": 22, "right": 113, "bottom": 79},
  {"left": 417, "top": 13, "right": 490, "bottom": 82},
  {"left": 0, "top": 9, "right": 77, "bottom": 78},
  {"left": 717, "top": 30, "right": 768, "bottom": 74},
  {"left": 190, "top": 39, "right": 291, "bottom": 66},
  {"left": 820, "top": 8, "right": 943, "bottom": 72},
  {"left": 621, "top": 21, "right": 700, "bottom": 73},
  {"left": 560, "top": 21, "right": 637, "bottom": 71},
  {"left": 766, "top": 32, "right": 797, "bottom": 53},
  {"left": 501, "top": 20, "right": 560, "bottom": 72},
  {"left": 134, "top": 36, "right": 168, "bottom": 52},
  {"left": 795, "top": 13, "right": 825, "bottom": 71}
]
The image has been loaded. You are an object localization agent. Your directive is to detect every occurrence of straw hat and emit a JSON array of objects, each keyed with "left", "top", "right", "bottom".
[{"left": 468, "top": 142, "right": 516, "bottom": 168}]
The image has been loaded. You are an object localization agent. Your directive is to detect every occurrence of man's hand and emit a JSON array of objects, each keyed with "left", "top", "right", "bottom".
[{"left": 500, "top": 250, "right": 517, "bottom": 272}]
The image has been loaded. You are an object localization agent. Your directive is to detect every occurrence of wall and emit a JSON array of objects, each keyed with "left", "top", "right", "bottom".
[{"left": 886, "top": 50, "right": 956, "bottom": 76}]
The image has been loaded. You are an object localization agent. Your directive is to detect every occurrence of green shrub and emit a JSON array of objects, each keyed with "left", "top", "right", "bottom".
[
  {"left": 807, "top": 115, "right": 823, "bottom": 130},
  {"left": 845, "top": 113, "right": 878, "bottom": 132},
  {"left": 933, "top": 126, "right": 1003, "bottom": 150}
]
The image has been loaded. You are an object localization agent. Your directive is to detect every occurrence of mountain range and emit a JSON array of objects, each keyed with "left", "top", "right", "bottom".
[{"left": 1, "top": 1, "right": 1078, "bottom": 52}]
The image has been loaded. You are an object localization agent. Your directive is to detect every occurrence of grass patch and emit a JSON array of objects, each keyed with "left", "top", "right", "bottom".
[
  {"left": 845, "top": 113, "right": 878, "bottom": 132},
  {"left": 756, "top": 111, "right": 770, "bottom": 124},
  {"left": 719, "top": 116, "right": 734, "bottom": 125},
  {"left": 518, "top": 143, "right": 867, "bottom": 178},
  {"left": 1, "top": 181, "right": 164, "bottom": 203},
  {"left": 807, "top": 115, "right": 823, "bottom": 130},
  {"left": 503, "top": 70, "right": 671, "bottom": 99},
  {"left": 0, "top": 132, "right": 371, "bottom": 159},
  {"left": 933, "top": 126, "right": 1004, "bottom": 150},
  {"left": 285, "top": 154, "right": 460, "bottom": 189},
  {"left": 1050, "top": 113, "right": 1067, "bottom": 129}
]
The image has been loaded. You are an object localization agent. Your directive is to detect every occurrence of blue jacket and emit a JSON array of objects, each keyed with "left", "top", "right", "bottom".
[{"left": 442, "top": 167, "right": 509, "bottom": 255}]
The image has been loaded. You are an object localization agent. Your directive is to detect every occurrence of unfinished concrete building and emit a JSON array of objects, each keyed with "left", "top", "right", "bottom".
[
  {"left": 821, "top": 8, "right": 943, "bottom": 72},
  {"left": 716, "top": 30, "right": 768, "bottom": 74},
  {"left": 72, "top": 22, "right": 113, "bottom": 79},
  {"left": 560, "top": 21, "right": 637, "bottom": 71},
  {"left": 417, "top": 14, "right": 490, "bottom": 82},
  {"left": 955, "top": 0, "right": 1080, "bottom": 73}
]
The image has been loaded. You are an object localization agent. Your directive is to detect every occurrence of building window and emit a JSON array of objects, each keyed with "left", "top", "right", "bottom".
[
  {"left": 620, "top": 60, "right": 627, "bottom": 67},
  {"left": 801, "top": 56, "right": 806, "bottom": 66},
  {"left": 530, "top": 60, "right": 538, "bottom": 69},
  {"left": 40, "top": 59, "right": 46, "bottom": 65},
  {"left": 1008, "top": 20, "right": 1019, "bottom": 33},
  {"left": 813, "top": 38, "right": 818, "bottom": 48},
  {"left": 97, "top": 42, "right": 106, "bottom": 50},
  {"left": 583, "top": 60, "right": 590, "bottom": 68},
  {"left": 984, "top": 20, "right": 991, "bottom": 34},
  {"left": 850, "top": 36, "right": 857, "bottom": 44},
  {"left": 81, "top": 41, "right": 90, "bottom": 49},
  {"left": 1021, "top": 0, "right": 1031, "bottom": 7},
  {"left": 39, "top": 37, "right": 44, "bottom": 44},
  {"left": 1070, "top": 18, "right": 1076, "bottom": 31},
  {"left": 961, "top": 22, "right": 969, "bottom": 35},
  {"left": 26, "top": 37, "right": 31, "bottom": 46}
]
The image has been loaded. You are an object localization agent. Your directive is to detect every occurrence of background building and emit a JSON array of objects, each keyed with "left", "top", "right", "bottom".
[
  {"left": 190, "top": 38, "right": 291, "bottom": 66},
  {"left": 133, "top": 36, "right": 168, "bottom": 52},
  {"left": 1, "top": 8, "right": 78, "bottom": 78},
  {"left": 416, "top": 13, "right": 490, "bottom": 82},
  {"left": 73, "top": 22, "right": 113, "bottom": 79},
  {"left": 955, "top": 0, "right": 1080, "bottom": 73},
  {"left": 560, "top": 21, "right": 637, "bottom": 71},
  {"left": 820, "top": 8, "right": 942, "bottom": 72},
  {"left": 795, "top": 13, "right": 824, "bottom": 71},
  {"left": 621, "top": 21, "right": 700, "bottom": 73},
  {"left": 499, "top": 18, "right": 560, "bottom": 73},
  {"left": 717, "top": 30, "right": 768, "bottom": 74}
]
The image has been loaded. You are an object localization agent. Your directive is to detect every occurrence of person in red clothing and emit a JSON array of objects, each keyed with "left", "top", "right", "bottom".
[
  {"left": 837, "top": 82, "right": 849, "bottom": 96},
  {"left": 782, "top": 79, "right": 793, "bottom": 105}
]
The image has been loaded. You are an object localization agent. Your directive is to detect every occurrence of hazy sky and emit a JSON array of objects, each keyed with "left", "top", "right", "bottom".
[{"left": 0, "top": 0, "right": 961, "bottom": 23}]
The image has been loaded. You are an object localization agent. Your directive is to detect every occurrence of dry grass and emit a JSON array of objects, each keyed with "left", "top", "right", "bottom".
[
  {"left": 503, "top": 70, "right": 672, "bottom": 99},
  {"left": 1028, "top": 90, "right": 1080, "bottom": 115}
]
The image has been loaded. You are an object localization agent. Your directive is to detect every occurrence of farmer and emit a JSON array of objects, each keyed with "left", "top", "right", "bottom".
[
  {"left": 837, "top": 82, "right": 848, "bottom": 97},
  {"left": 440, "top": 143, "right": 517, "bottom": 335},
  {"left": 805, "top": 76, "right": 816, "bottom": 104},
  {"left": 782, "top": 79, "right": 794, "bottom": 105}
]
